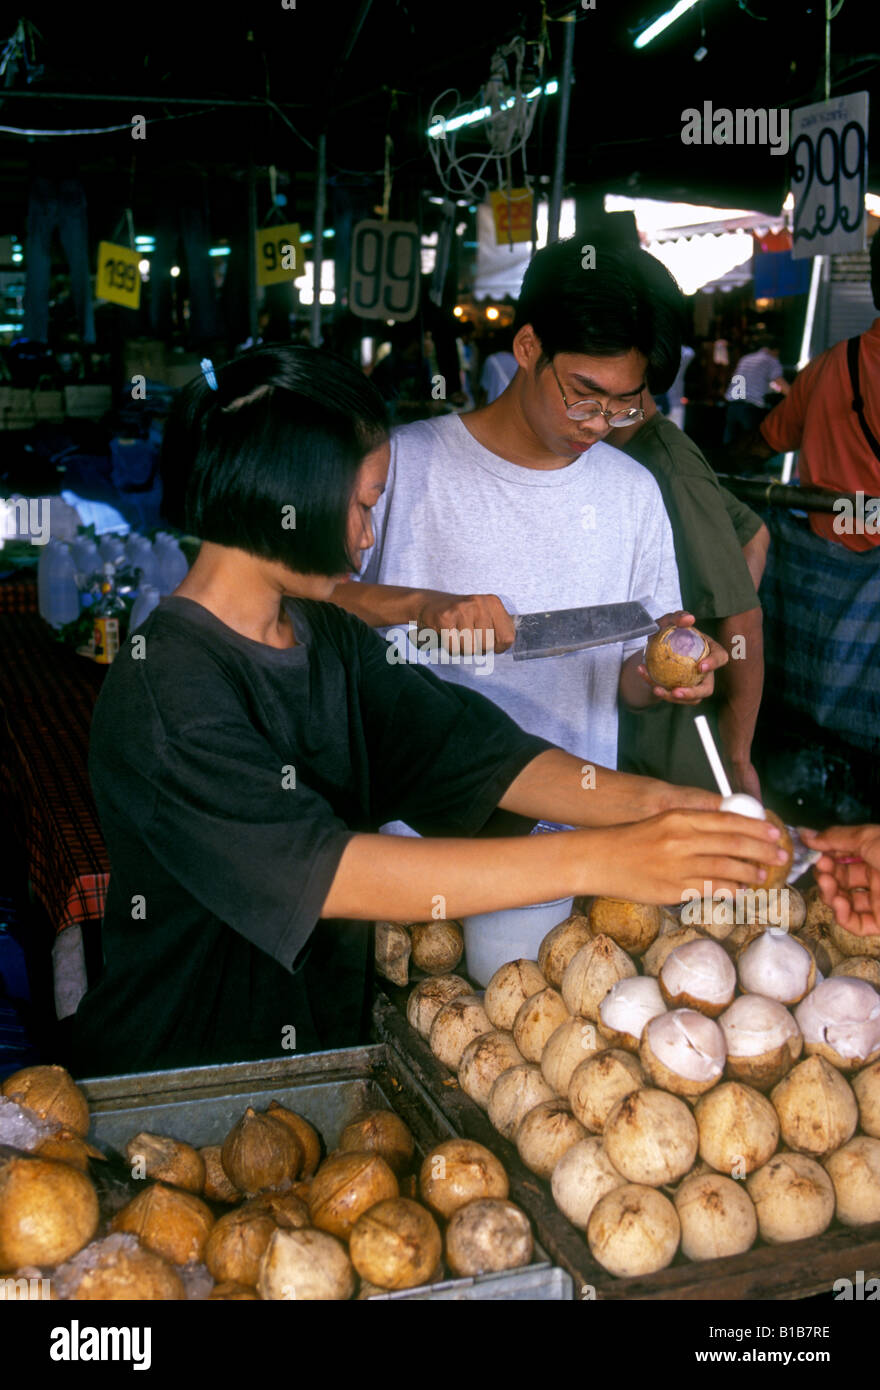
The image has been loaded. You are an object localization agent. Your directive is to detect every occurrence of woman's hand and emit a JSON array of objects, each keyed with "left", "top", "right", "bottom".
[
  {"left": 636, "top": 611, "right": 729, "bottom": 705},
  {"left": 800, "top": 824, "right": 880, "bottom": 935}
]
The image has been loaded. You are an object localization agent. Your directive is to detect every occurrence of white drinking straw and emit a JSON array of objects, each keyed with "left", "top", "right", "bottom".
[{"left": 694, "top": 714, "right": 733, "bottom": 798}]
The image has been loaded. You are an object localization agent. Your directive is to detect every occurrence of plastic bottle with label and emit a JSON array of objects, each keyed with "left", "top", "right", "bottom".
[
  {"left": 129, "top": 584, "right": 160, "bottom": 631},
  {"left": 44, "top": 543, "right": 81, "bottom": 628}
]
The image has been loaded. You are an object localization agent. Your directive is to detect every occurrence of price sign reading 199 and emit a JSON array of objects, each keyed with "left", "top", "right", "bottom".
[
  {"left": 96, "top": 240, "right": 141, "bottom": 309},
  {"left": 350, "top": 220, "right": 419, "bottom": 322}
]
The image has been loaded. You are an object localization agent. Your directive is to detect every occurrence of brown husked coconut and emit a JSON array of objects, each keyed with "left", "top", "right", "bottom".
[
  {"left": 640, "top": 1010, "right": 726, "bottom": 1101},
  {"left": 603, "top": 1089, "right": 698, "bottom": 1187},
  {"left": 264, "top": 1102, "right": 322, "bottom": 1177},
  {"left": 410, "top": 919, "right": 464, "bottom": 975},
  {"left": 242, "top": 1189, "right": 310, "bottom": 1230},
  {"left": 751, "top": 813, "right": 793, "bottom": 892},
  {"left": 569, "top": 1049, "right": 645, "bottom": 1134},
  {"left": 308, "top": 1152, "right": 398, "bottom": 1239},
  {"left": 723, "top": 919, "right": 766, "bottom": 956},
  {"left": 111, "top": 1182, "right": 214, "bottom": 1265},
  {"left": 0, "top": 1154, "right": 99, "bottom": 1268},
  {"left": 1, "top": 1064, "right": 90, "bottom": 1138},
  {"left": 794, "top": 924, "right": 842, "bottom": 977},
  {"left": 515, "top": 1099, "right": 587, "bottom": 1179},
  {"left": 429, "top": 996, "right": 493, "bottom": 1070},
  {"left": 737, "top": 929, "right": 816, "bottom": 1006},
  {"left": 771, "top": 1055, "right": 858, "bottom": 1158},
  {"left": 561, "top": 935, "right": 637, "bottom": 1020},
  {"left": 853, "top": 1061, "right": 880, "bottom": 1137},
  {"left": 645, "top": 624, "right": 710, "bottom": 690},
  {"left": 659, "top": 938, "right": 736, "bottom": 1017},
  {"left": 513, "top": 987, "right": 570, "bottom": 1062},
  {"left": 374, "top": 920, "right": 411, "bottom": 986},
  {"left": 803, "top": 883, "right": 837, "bottom": 933},
  {"left": 598, "top": 976, "right": 666, "bottom": 1052},
  {"left": 204, "top": 1206, "right": 276, "bottom": 1286},
  {"left": 124, "top": 1132, "right": 206, "bottom": 1193},
  {"left": 208, "top": 1281, "right": 259, "bottom": 1300},
  {"left": 823, "top": 1137, "right": 880, "bottom": 1227},
  {"left": 588, "top": 898, "right": 662, "bottom": 957},
  {"left": 642, "top": 923, "right": 707, "bottom": 977},
  {"left": 221, "top": 1107, "right": 302, "bottom": 1195},
  {"left": 488, "top": 1064, "right": 555, "bottom": 1141},
  {"left": 588, "top": 1183, "right": 680, "bottom": 1277},
  {"left": 349, "top": 1197, "right": 442, "bottom": 1290},
  {"left": 551, "top": 1137, "right": 626, "bottom": 1228},
  {"left": 34, "top": 1128, "right": 105, "bottom": 1174},
  {"left": 541, "top": 1017, "right": 606, "bottom": 1097},
  {"left": 406, "top": 974, "right": 473, "bottom": 1038},
  {"left": 418, "top": 1139, "right": 508, "bottom": 1218},
  {"left": 680, "top": 893, "right": 738, "bottom": 942},
  {"left": 539, "top": 913, "right": 594, "bottom": 988},
  {"left": 795, "top": 977, "right": 880, "bottom": 1072},
  {"left": 258, "top": 1226, "right": 354, "bottom": 1300},
  {"left": 445, "top": 1199, "right": 533, "bottom": 1277},
  {"left": 458, "top": 1030, "right": 524, "bottom": 1109},
  {"left": 746, "top": 1153, "right": 835, "bottom": 1243},
  {"left": 718, "top": 994, "right": 802, "bottom": 1091},
  {"left": 826, "top": 913, "right": 880, "bottom": 961},
  {"left": 831, "top": 957, "right": 880, "bottom": 990},
  {"left": 674, "top": 1172, "right": 758, "bottom": 1261},
  {"left": 484, "top": 959, "right": 547, "bottom": 1030},
  {"left": 338, "top": 1110, "right": 415, "bottom": 1175},
  {"left": 760, "top": 884, "right": 806, "bottom": 932},
  {"left": 694, "top": 1082, "right": 779, "bottom": 1175},
  {"left": 54, "top": 1234, "right": 185, "bottom": 1300},
  {"left": 199, "top": 1146, "right": 241, "bottom": 1204}
]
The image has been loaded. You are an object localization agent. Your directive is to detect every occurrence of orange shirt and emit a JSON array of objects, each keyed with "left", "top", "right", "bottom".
[{"left": 760, "top": 318, "right": 880, "bottom": 551}]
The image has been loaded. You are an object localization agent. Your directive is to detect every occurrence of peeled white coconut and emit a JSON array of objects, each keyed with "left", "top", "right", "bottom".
[
  {"left": 642, "top": 923, "right": 707, "bottom": 977},
  {"left": 484, "top": 960, "right": 547, "bottom": 1031},
  {"left": 659, "top": 938, "right": 736, "bottom": 1018},
  {"left": 794, "top": 977, "right": 880, "bottom": 1072},
  {"left": 598, "top": 976, "right": 667, "bottom": 1051},
  {"left": 587, "top": 1184, "right": 680, "bottom": 1278},
  {"left": 540, "top": 1017, "right": 606, "bottom": 1097},
  {"left": 429, "top": 996, "right": 492, "bottom": 1070},
  {"left": 770, "top": 1054, "right": 858, "bottom": 1158},
  {"left": 457, "top": 1030, "right": 523, "bottom": 1110},
  {"left": 512, "top": 987, "right": 570, "bottom": 1063},
  {"left": 718, "top": 994, "right": 803, "bottom": 1091},
  {"left": 588, "top": 899, "right": 661, "bottom": 958},
  {"left": 568, "top": 1049, "right": 645, "bottom": 1134},
  {"left": 487, "top": 1064, "right": 555, "bottom": 1141},
  {"left": 831, "top": 957, "right": 880, "bottom": 990},
  {"left": 674, "top": 1172, "right": 758, "bottom": 1261},
  {"left": 737, "top": 929, "right": 816, "bottom": 1006},
  {"left": 694, "top": 1081, "right": 779, "bottom": 1175},
  {"left": 852, "top": 1061, "right": 880, "bottom": 1138},
  {"left": 515, "top": 1100, "right": 587, "bottom": 1180},
  {"left": 538, "top": 914, "right": 594, "bottom": 989},
  {"left": 406, "top": 975, "right": 473, "bottom": 1039},
  {"left": 822, "top": 1136, "right": 880, "bottom": 1227},
  {"left": 746, "top": 1153, "right": 835, "bottom": 1244},
  {"left": 639, "top": 1009, "right": 726, "bottom": 1101},
  {"left": 561, "top": 936, "right": 637, "bottom": 1021},
  {"left": 603, "top": 1088, "right": 698, "bottom": 1187},
  {"left": 551, "top": 1137, "right": 627, "bottom": 1229}
]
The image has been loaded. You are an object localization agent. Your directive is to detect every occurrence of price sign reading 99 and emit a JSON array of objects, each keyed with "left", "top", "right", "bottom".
[
  {"left": 95, "top": 241, "right": 141, "bottom": 309},
  {"left": 350, "top": 220, "right": 419, "bottom": 322},
  {"left": 791, "top": 91, "right": 869, "bottom": 259}
]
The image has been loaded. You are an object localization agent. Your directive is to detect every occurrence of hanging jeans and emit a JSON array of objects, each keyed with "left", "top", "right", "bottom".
[
  {"left": 150, "top": 184, "right": 222, "bottom": 349},
  {"left": 23, "top": 176, "right": 96, "bottom": 345}
]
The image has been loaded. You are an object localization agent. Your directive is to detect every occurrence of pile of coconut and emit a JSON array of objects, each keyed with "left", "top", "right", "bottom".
[{"left": 411, "top": 886, "right": 880, "bottom": 1281}]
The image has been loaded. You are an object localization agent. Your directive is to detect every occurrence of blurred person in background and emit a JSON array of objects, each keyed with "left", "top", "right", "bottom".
[
  {"left": 477, "top": 325, "right": 518, "bottom": 407},
  {"left": 723, "top": 334, "right": 785, "bottom": 445}
]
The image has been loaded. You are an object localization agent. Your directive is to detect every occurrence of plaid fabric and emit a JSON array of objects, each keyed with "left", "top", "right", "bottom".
[
  {"left": 760, "top": 509, "right": 880, "bottom": 754},
  {"left": 0, "top": 611, "right": 109, "bottom": 934},
  {"left": 0, "top": 575, "right": 39, "bottom": 614}
]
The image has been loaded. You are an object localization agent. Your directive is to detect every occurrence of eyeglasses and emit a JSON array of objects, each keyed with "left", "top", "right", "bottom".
[{"left": 550, "top": 361, "right": 646, "bottom": 427}]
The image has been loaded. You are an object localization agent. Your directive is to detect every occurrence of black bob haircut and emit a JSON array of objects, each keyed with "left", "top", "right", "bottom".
[
  {"left": 160, "top": 344, "right": 389, "bottom": 575},
  {"left": 515, "top": 237, "right": 687, "bottom": 395}
]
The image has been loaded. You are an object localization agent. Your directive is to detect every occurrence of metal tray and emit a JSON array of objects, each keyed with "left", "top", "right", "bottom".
[{"left": 80, "top": 1041, "right": 572, "bottom": 1302}]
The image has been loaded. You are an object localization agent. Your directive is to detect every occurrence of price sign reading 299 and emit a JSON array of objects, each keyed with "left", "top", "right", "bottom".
[
  {"left": 350, "top": 220, "right": 420, "bottom": 322},
  {"left": 791, "top": 92, "right": 869, "bottom": 260}
]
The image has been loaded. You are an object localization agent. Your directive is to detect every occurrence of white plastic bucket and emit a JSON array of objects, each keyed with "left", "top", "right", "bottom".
[{"left": 463, "top": 897, "right": 574, "bottom": 988}]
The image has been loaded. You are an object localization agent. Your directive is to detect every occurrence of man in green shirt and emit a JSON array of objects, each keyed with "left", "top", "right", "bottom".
[{"left": 611, "top": 397, "right": 769, "bottom": 796}]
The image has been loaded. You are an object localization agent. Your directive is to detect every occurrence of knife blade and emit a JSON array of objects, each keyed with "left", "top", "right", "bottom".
[{"left": 511, "top": 600, "right": 659, "bottom": 661}]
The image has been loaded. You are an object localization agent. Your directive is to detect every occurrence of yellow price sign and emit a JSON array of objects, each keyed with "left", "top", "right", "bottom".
[
  {"left": 256, "top": 223, "right": 302, "bottom": 286},
  {"left": 490, "top": 189, "right": 533, "bottom": 245},
  {"left": 96, "top": 241, "right": 141, "bottom": 308}
]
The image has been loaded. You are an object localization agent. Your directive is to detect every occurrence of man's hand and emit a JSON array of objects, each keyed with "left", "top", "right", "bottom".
[
  {"left": 417, "top": 591, "right": 516, "bottom": 654},
  {"left": 636, "top": 611, "right": 729, "bottom": 706},
  {"left": 800, "top": 824, "right": 880, "bottom": 936}
]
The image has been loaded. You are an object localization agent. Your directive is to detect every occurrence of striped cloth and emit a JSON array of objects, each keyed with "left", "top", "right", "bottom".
[{"left": 759, "top": 509, "right": 880, "bottom": 754}]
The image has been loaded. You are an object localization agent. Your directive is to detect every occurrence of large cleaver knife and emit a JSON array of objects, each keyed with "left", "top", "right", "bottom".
[{"left": 511, "top": 599, "right": 658, "bottom": 661}]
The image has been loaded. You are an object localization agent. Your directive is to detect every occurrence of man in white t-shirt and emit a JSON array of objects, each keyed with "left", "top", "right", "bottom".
[{"left": 331, "top": 238, "right": 727, "bottom": 774}]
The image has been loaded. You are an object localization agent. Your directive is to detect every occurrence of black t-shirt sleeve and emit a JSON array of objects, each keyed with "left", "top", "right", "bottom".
[{"left": 349, "top": 619, "right": 556, "bottom": 835}]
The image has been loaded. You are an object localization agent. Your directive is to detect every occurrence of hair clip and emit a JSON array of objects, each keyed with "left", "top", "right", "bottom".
[{"left": 200, "top": 357, "right": 219, "bottom": 391}]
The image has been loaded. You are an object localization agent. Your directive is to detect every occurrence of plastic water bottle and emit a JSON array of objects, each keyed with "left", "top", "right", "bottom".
[
  {"left": 99, "top": 533, "right": 126, "bottom": 565},
  {"left": 154, "top": 534, "right": 188, "bottom": 594},
  {"left": 72, "top": 535, "right": 100, "bottom": 574},
  {"left": 38, "top": 538, "right": 58, "bottom": 621},
  {"left": 129, "top": 584, "right": 160, "bottom": 631},
  {"left": 45, "top": 543, "right": 80, "bottom": 627},
  {"left": 129, "top": 536, "right": 160, "bottom": 589}
]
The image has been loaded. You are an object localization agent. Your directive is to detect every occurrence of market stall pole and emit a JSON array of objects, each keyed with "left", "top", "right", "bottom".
[{"left": 546, "top": 10, "right": 576, "bottom": 246}]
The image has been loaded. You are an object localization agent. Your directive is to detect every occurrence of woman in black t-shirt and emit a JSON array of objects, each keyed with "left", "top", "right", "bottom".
[{"left": 71, "top": 345, "right": 785, "bottom": 1076}]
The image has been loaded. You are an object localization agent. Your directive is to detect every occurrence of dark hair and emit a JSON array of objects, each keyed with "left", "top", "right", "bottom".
[
  {"left": 871, "top": 227, "right": 880, "bottom": 312},
  {"left": 160, "top": 344, "right": 388, "bottom": 574},
  {"left": 515, "top": 238, "right": 686, "bottom": 394}
]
